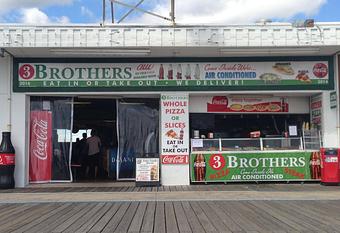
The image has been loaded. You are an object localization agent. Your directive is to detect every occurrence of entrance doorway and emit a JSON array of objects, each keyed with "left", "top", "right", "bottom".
[{"left": 71, "top": 97, "right": 159, "bottom": 182}]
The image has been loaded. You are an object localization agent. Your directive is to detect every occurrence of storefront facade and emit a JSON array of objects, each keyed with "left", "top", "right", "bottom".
[{"left": 0, "top": 24, "right": 340, "bottom": 187}]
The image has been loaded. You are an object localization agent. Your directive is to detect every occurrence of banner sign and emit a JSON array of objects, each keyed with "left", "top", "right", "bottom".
[
  {"left": 191, "top": 151, "right": 321, "bottom": 182},
  {"left": 311, "top": 94, "right": 322, "bottom": 127},
  {"left": 15, "top": 60, "right": 332, "bottom": 91},
  {"left": 29, "top": 111, "right": 52, "bottom": 183},
  {"left": 161, "top": 94, "right": 189, "bottom": 164},
  {"left": 207, "top": 96, "right": 289, "bottom": 112},
  {"left": 136, "top": 158, "right": 159, "bottom": 182}
]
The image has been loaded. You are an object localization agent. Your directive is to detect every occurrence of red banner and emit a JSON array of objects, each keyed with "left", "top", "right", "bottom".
[
  {"left": 29, "top": 111, "right": 52, "bottom": 182},
  {"left": 161, "top": 155, "right": 189, "bottom": 164}
]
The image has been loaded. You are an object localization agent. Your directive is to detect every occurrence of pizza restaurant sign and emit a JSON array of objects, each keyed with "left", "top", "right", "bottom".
[{"left": 15, "top": 60, "right": 332, "bottom": 91}]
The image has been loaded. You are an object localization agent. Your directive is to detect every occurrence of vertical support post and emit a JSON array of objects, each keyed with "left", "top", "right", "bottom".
[
  {"left": 170, "top": 0, "right": 175, "bottom": 26},
  {"left": 111, "top": 1, "right": 114, "bottom": 23},
  {"left": 102, "top": 0, "right": 106, "bottom": 25},
  {"left": 260, "top": 138, "right": 263, "bottom": 151}
]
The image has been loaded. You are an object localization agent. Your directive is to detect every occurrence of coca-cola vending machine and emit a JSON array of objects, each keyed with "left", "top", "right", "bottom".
[{"left": 320, "top": 148, "right": 340, "bottom": 185}]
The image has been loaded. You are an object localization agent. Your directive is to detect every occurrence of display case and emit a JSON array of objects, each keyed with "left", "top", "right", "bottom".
[{"left": 191, "top": 137, "right": 304, "bottom": 152}]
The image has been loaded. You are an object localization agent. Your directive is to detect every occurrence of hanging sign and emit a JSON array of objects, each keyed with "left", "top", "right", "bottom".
[
  {"left": 330, "top": 91, "right": 337, "bottom": 109},
  {"left": 161, "top": 94, "right": 189, "bottom": 164},
  {"left": 29, "top": 111, "right": 52, "bottom": 183},
  {"left": 15, "top": 60, "right": 333, "bottom": 92},
  {"left": 207, "top": 96, "right": 289, "bottom": 112}
]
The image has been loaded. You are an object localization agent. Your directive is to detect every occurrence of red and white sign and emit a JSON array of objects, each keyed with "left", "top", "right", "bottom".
[
  {"left": 29, "top": 111, "right": 52, "bottom": 182},
  {"left": 207, "top": 96, "right": 289, "bottom": 113},
  {"left": 161, "top": 155, "right": 189, "bottom": 164},
  {"left": 161, "top": 94, "right": 189, "bottom": 165}
]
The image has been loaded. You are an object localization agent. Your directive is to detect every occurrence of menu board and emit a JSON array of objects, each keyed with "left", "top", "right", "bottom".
[{"left": 135, "top": 158, "right": 159, "bottom": 182}]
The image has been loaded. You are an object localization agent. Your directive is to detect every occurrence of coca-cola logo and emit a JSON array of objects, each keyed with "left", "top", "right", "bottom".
[
  {"left": 313, "top": 63, "right": 328, "bottom": 78},
  {"left": 162, "top": 155, "right": 188, "bottom": 164},
  {"left": 32, "top": 119, "right": 48, "bottom": 160},
  {"left": 212, "top": 96, "right": 228, "bottom": 105}
]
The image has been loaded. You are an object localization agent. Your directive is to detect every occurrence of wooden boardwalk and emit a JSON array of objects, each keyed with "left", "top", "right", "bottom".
[{"left": 1, "top": 200, "right": 340, "bottom": 232}]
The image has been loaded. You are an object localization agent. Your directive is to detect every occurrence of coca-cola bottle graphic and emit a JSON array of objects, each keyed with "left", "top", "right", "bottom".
[
  {"left": 185, "top": 64, "right": 191, "bottom": 80},
  {"left": 179, "top": 128, "right": 184, "bottom": 140},
  {"left": 168, "top": 64, "right": 173, "bottom": 80},
  {"left": 176, "top": 64, "right": 182, "bottom": 80},
  {"left": 194, "top": 64, "right": 200, "bottom": 80},
  {"left": 310, "top": 151, "right": 321, "bottom": 179},
  {"left": 194, "top": 154, "right": 206, "bottom": 181},
  {"left": 0, "top": 132, "right": 15, "bottom": 189},
  {"left": 159, "top": 64, "right": 164, "bottom": 80}
]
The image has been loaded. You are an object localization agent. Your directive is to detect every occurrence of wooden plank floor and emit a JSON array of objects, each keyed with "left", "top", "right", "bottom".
[
  {"left": 0, "top": 200, "right": 340, "bottom": 233},
  {"left": 1, "top": 183, "right": 339, "bottom": 193}
]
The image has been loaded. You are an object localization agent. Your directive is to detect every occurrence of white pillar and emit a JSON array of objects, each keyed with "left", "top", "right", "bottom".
[
  {"left": 160, "top": 93, "right": 190, "bottom": 186},
  {"left": 0, "top": 56, "right": 10, "bottom": 132},
  {"left": 11, "top": 93, "right": 29, "bottom": 187}
]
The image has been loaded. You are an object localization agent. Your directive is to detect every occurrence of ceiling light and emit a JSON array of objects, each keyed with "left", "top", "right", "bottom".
[
  {"left": 49, "top": 48, "right": 151, "bottom": 56},
  {"left": 220, "top": 47, "right": 320, "bottom": 55}
]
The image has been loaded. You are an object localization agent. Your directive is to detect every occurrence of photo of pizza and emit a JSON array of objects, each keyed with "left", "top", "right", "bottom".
[
  {"left": 165, "top": 129, "right": 178, "bottom": 139},
  {"left": 256, "top": 104, "right": 267, "bottom": 112},
  {"left": 296, "top": 71, "right": 312, "bottom": 83},
  {"left": 267, "top": 104, "right": 281, "bottom": 112},
  {"left": 243, "top": 105, "right": 255, "bottom": 112}
]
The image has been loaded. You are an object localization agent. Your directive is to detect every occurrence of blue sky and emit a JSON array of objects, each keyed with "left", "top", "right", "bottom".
[{"left": 0, "top": 0, "right": 339, "bottom": 25}]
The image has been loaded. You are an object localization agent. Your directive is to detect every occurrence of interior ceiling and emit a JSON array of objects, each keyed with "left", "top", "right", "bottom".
[{"left": 6, "top": 46, "right": 340, "bottom": 58}]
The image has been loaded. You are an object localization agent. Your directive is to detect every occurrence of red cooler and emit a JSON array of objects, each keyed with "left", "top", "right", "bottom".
[{"left": 320, "top": 148, "right": 340, "bottom": 185}]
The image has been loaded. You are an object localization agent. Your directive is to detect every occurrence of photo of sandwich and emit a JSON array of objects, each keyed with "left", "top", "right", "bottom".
[
  {"left": 259, "top": 73, "right": 281, "bottom": 84},
  {"left": 165, "top": 129, "right": 178, "bottom": 139},
  {"left": 273, "top": 63, "right": 295, "bottom": 75},
  {"left": 230, "top": 104, "right": 243, "bottom": 111},
  {"left": 256, "top": 104, "right": 267, "bottom": 112}
]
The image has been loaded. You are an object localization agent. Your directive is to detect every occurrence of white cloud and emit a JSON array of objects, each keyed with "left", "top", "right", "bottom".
[
  {"left": 19, "top": 8, "right": 70, "bottom": 25},
  {"left": 55, "top": 16, "right": 70, "bottom": 24},
  {"left": 129, "top": 0, "right": 327, "bottom": 24},
  {"left": 0, "top": 0, "right": 72, "bottom": 13},
  {"left": 19, "top": 8, "right": 50, "bottom": 24},
  {"left": 81, "top": 6, "right": 94, "bottom": 18}
]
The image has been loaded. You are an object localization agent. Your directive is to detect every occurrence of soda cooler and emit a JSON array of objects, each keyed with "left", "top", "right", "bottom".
[{"left": 320, "top": 148, "right": 340, "bottom": 185}]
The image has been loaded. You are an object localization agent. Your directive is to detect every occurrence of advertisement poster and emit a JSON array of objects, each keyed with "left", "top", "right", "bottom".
[
  {"left": 161, "top": 94, "right": 189, "bottom": 164},
  {"left": 29, "top": 111, "right": 52, "bottom": 182},
  {"left": 311, "top": 94, "right": 322, "bottom": 128},
  {"left": 207, "top": 96, "right": 289, "bottom": 112},
  {"left": 191, "top": 152, "right": 321, "bottom": 182},
  {"left": 15, "top": 60, "right": 332, "bottom": 91},
  {"left": 136, "top": 158, "right": 159, "bottom": 182}
]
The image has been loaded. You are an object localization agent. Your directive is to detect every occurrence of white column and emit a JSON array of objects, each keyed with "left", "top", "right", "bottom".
[
  {"left": 0, "top": 56, "right": 10, "bottom": 132},
  {"left": 11, "top": 93, "right": 29, "bottom": 187},
  {"left": 160, "top": 93, "right": 190, "bottom": 185}
]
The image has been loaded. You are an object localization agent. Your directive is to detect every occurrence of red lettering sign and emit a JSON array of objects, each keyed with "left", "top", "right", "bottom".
[
  {"left": 29, "top": 111, "right": 52, "bottom": 182},
  {"left": 161, "top": 155, "right": 189, "bottom": 164}
]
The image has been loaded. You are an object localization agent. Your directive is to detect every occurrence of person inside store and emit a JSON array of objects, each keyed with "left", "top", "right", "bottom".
[
  {"left": 78, "top": 133, "right": 88, "bottom": 178},
  {"left": 86, "top": 130, "right": 102, "bottom": 179}
]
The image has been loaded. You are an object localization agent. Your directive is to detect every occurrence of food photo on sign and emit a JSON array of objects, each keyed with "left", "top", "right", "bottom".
[{"left": 207, "top": 96, "right": 289, "bottom": 113}]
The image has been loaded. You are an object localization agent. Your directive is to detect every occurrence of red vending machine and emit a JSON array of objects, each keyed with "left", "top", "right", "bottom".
[{"left": 320, "top": 148, "right": 340, "bottom": 185}]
